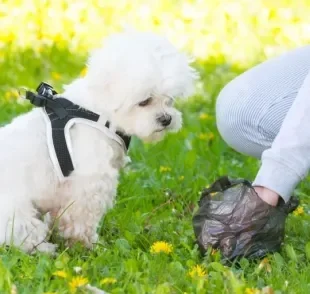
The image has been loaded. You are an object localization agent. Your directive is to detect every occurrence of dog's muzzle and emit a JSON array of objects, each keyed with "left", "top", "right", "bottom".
[{"left": 157, "top": 114, "right": 172, "bottom": 127}]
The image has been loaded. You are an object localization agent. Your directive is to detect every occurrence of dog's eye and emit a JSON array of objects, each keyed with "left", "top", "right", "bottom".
[
  {"left": 139, "top": 97, "right": 152, "bottom": 107},
  {"left": 166, "top": 98, "right": 173, "bottom": 106}
]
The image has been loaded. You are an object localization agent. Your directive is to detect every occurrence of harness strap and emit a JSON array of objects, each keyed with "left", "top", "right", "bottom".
[
  {"left": 45, "top": 97, "right": 100, "bottom": 177},
  {"left": 25, "top": 82, "right": 131, "bottom": 179}
]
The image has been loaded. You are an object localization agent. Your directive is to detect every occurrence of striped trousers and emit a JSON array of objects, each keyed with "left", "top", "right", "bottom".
[{"left": 216, "top": 45, "right": 310, "bottom": 202}]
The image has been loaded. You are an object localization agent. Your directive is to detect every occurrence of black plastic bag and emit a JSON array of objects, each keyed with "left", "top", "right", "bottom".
[{"left": 192, "top": 176, "right": 299, "bottom": 262}]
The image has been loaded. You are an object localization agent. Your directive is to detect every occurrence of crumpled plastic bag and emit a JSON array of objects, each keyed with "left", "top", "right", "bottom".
[{"left": 192, "top": 176, "right": 299, "bottom": 262}]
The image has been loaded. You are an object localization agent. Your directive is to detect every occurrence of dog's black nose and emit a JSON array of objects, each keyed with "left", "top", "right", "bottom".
[{"left": 157, "top": 115, "right": 172, "bottom": 127}]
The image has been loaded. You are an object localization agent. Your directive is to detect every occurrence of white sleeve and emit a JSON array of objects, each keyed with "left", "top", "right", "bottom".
[{"left": 253, "top": 69, "right": 310, "bottom": 202}]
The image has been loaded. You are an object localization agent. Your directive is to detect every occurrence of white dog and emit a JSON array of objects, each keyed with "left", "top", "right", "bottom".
[{"left": 0, "top": 31, "right": 198, "bottom": 254}]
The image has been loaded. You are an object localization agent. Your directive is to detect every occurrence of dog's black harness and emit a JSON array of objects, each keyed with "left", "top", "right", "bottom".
[{"left": 25, "top": 82, "right": 131, "bottom": 179}]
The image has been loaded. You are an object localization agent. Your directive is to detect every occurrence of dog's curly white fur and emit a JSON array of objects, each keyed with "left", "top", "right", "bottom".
[{"left": 0, "top": 31, "right": 198, "bottom": 253}]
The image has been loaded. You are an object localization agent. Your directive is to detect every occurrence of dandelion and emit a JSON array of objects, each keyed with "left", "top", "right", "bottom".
[
  {"left": 179, "top": 175, "right": 184, "bottom": 181},
  {"left": 4, "top": 90, "right": 19, "bottom": 100},
  {"left": 51, "top": 72, "right": 61, "bottom": 80},
  {"left": 5, "top": 92, "right": 11, "bottom": 100},
  {"left": 199, "top": 113, "right": 212, "bottom": 120},
  {"left": 53, "top": 270, "right": 68, "bottom": 278},
  {"left": 0, "top": 32, "right": 14, "bottom": 43},
  {"left": 150, "top": 241, "right": 173, "bottom": 254},
  {"left": 69, "top": 276, "right": 89, "bottom": 293},
  {"left": 100, "top": 277, "right": 117, "bottom": 285},
  {"left": 198, "top": 133, "right": 214, "bottom": 141},
  {"left": 52, "top": 34, "right": 63, "bottom": 43},
  {"left": 188, "top": 264, "right": 207, "bottom": 278},
  {"left": 159, "top": 166, "right": 172, "bottom": 173},
  {"left": 80, "top": 67, "right": 88, "bottom": 77},
  {"left": 293, "top": 206, "right": 304, "bottom": 216}
]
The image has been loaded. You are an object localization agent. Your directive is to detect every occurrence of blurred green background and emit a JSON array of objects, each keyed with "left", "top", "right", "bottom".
[{"left": 1, "top": 0, "right": 310, "bottom": 121}]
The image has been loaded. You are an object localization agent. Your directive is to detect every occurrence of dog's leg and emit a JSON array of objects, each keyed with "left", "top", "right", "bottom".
[
  {"left": 57, "top": 177, "right": 115, "bottom": 248},
  {"left": 0, "top": 202, "right": 57, "bottom": 254},
  {"left": 57, "top": 200, "right": 104, "bottom": 248}
]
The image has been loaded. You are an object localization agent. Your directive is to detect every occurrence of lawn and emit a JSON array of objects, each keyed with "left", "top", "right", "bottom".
[{"left": 1, "top": 44, "right": 310, "bottom": 294}]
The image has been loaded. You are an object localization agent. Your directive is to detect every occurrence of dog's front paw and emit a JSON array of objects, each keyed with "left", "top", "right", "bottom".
[
  {"left": 32, "top": 242, "right": 58, "bottom": 255},
  {"left": 64, "top": 233, "right": 99, "bottom": 250},
  {"left": 83, "top": 233, "right": 99, "bottom": 249}
]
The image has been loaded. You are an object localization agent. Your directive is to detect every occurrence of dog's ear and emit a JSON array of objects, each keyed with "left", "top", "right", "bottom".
[
  {"left": 86, "top": 79, "right": 127, "bottom": 112},
  {"left": 85, "top": 48, "right": 128, "bottom": 111}
]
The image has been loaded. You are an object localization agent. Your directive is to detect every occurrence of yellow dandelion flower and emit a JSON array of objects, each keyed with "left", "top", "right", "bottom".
[
  {"left": 100, "top": 277, "right": 117, "bottom": 285},
  {"left": 188, "top": 264, "right": 207, "bottom": 278},
  {"left": 5, "top": 91, "right": 11, "bottom": 100},
  {"left": 80, "top": 67, "right": 88, "bottom": 77},
  {"left": 293, "top": 206, "right": 304, "bottom": 216},
  {"left": 150, "top": 241, "right": 173, "bottom": 254},
  {"left": 51, "top": 72, "right": 61, "bottom": 80},
  {"left": 52, "top": 34, "right": 63, "bottom": 43},
  {"left": 159, "top": 166, "right": 172, "bottom": 173},
  {"left": 179, "top": 175, "right": 184, "bottom": 181},
  {"left": 0, "top": 32, "right": 15, "bottom": 43},
  {"left": 198, "top": 133, "right": 214, "bottom": 140},
  {"left": 199, "top": 113, "right": 212, "bottom": 120},
  {"left": 53, "top": 270, "right": 68, "bottom": 278},
  {"left": 69, "top": 276, "right": 88, "bottom": 293},
  {"left": 4, "top": 90, "right": 19, "bottom": 100}
]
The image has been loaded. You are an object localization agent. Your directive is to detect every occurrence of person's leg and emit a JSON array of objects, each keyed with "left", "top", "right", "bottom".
[{"left": 216, "top": 45, "right": 310, "bottom": 205}]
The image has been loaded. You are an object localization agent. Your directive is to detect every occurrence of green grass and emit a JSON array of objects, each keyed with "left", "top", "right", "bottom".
[{"left": 1, "top": 46, "right": 310, "bottom": 294}]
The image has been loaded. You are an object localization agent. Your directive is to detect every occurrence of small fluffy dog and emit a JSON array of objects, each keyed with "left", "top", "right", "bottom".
[{"left": 0, "top": 31, "right": 198, "bottom": 253}]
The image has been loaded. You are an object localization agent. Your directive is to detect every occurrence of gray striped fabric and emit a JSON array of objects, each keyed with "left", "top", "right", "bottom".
[{"left": 216, "top": 45, "right": 310, "bottom": 159}]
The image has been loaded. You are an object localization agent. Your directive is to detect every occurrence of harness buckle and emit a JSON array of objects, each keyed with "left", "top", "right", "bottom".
[
  {"left": 25, "top": 82, "right": 68, "bottom": 119},
  {"left": 36, "top": 82, "right": 58, "bottom": 98}
]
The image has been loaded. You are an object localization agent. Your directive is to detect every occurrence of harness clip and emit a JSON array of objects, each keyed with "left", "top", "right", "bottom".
[{"left": 25, "top": 82, "right": 68, "bottom": 119}]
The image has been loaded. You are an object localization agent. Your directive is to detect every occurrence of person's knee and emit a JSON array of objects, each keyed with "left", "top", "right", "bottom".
[
  {"left": 215, "top": 80, "right": 264, "bottom": 158},
  {"left": 216, "top": 81, "right": 246, "bottom": 143}
]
